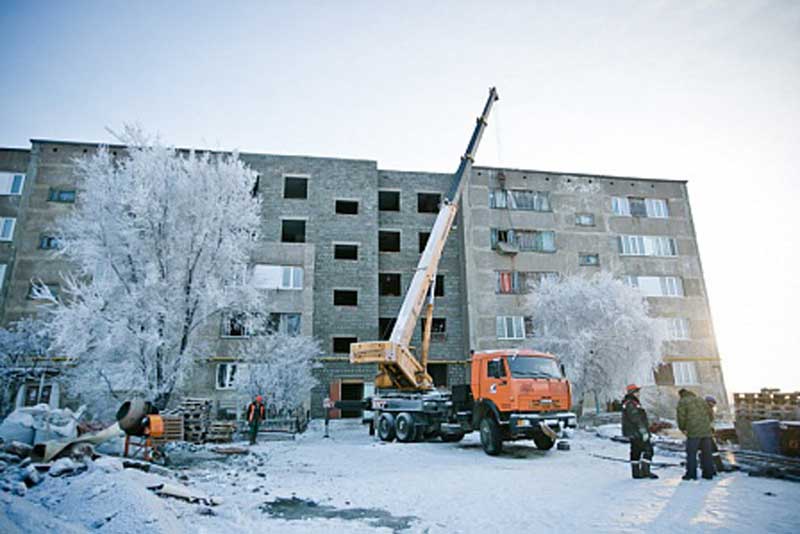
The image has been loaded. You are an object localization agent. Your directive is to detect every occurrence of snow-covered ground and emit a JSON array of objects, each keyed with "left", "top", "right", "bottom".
[{"left": 3, "top": 419, "right": 800, "bottom": 533}]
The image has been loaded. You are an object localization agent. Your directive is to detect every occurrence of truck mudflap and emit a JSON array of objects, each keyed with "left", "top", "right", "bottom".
[{"left": 508, "top": 412, "right": 577, "bottom": 438}]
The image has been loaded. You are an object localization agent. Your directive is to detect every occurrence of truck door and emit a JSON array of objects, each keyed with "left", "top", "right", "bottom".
[{"left": 485, "top": 358, "right": 512, "bottom": 411}]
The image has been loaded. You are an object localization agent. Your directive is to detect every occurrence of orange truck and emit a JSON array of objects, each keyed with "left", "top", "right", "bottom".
[
  {"left": 369, "top": 349, "right": 575, "bottom": 455},
  {"left": 343, "top": 88, "right": 576, "bottom": 455}
]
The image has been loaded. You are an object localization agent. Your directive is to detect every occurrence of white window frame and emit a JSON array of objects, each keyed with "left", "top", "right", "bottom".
[
  {"left": 619, "top": 235, "right": 677, "bottom": 257},
  {"left": 0, "top": 264, "right": 6, "bottom": 290},
  {"left": 612, "top": 197, "right": 630, "bottom": 216},
  {"left": 672, "top": 361, "right": 698, "bottom": 385},
  {"left": 575, "top": 213, "right": 595, "bottom": 226},
  {"left": 0, "top": 173, "right": 24, "bottom": 196},
  {"left": 215, "top": 363, "right": 238, "bottom": 390},
  {"left": 0, "top": 217, "right": 16, "bottom": 241},
  {"left": 251, "top": 264, "right": 303, "bottom": 290},
  {"left": 645, "top": 198, "right": 669, "bottom": 218},
  {"left": 496, "top": 315, "right": 525, "bottom": 340},
  {"left": 624, "top": 275, "right": 684, "bottom": 297},
  {"left": 666, "top": 318, "right": 690, "bottom": 340}
]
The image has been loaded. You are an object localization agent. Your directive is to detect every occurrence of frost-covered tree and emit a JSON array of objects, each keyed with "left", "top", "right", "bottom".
[
  {"left": 35, "top": 128, "right": 263, "bottom": 410},
  {"left": 525, "top": 273, "right": 666, "bottom": 410},
  {"left": 0, "top": 318, "right": 52, "bottom": 414},
  {"left": 234, "top": 332, "right": 321, "bottom": 414}
]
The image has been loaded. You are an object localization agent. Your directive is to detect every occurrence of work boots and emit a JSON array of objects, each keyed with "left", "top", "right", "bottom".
[
  {"left": 631, "top": 463, "right": 643, "bottom": 479},
  {"left": 640, "top": 460, "right": 659, "bottom": 479}
]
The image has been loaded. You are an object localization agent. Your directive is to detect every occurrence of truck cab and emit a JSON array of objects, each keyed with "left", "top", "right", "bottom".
[{"left": 468, "top": 349, "right": 577, "bottom": 455}]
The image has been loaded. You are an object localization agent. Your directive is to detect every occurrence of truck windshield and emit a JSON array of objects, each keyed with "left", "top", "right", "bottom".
[{"left": 507, "top": 356, "right": 562, "bottom": 379}]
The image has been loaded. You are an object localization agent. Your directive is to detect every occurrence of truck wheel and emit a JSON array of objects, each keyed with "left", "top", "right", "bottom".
[
  {"left": 377, "top": 413, "right": 396, "bottom": 442},
  {"left": 441, "top": 432, "right": 465, "bottom": 443},
  {"left": 479, "top": 417, "right": 503, "bottom": 456},
  {"left": 534, "top": 434, "right": 555, "bottom": 450},
  {"left": 395, "top": 412, "right": 416, "bottom": 442}
]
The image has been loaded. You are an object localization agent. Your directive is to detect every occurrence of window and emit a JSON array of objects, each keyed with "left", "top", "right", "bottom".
[
  {"left": 646, "top": 198, "right": 669, "bottom": 218},
  {"left": 418, "top": 232, "right": 430, "bottom": 253},
  {"left": 334, "top": 289, "right": 358, "bottom": 306},
  {"left": 378, "top": 190, "right": 400, "bottom": 211},
  {"left": 489, "top": 189, "right": 550, "bottom": 211},
  {"left": 487, "top": 359, "right": 506, "bottom": 378},
  {"left": 0, "top": 264, "right": 6, "bottom": 290},
  {"left": 265, "top": 313, "right": 302, "bottom": 336},
  {"left": 335, "top": 200, "right": 359, "bottom": 215},
  {"left": 0, "top": 173, "right": 24, "bottom": 195},
  {"left": 579, "top": 253, "right": 600, "bottom": 266},
  {"left": 251, "top": 265, "right": 303, "bottom": 290},
  {"left": 281, "top": 219, "right": 306, "bottom": 243},
  {"left": 426, "top": 274, "right": 444, "bottom": 298},
  {"left": 672, "top": 361, "right": 698, "bottom": 385},
  {"left": 618, "top": 235, "right": 677, "bottom": 257},
  {"left": 417, "top": 193, "right": 441, "bottom": 213},
  {"left": 420, "top": 318, "right": 446, "bottom": 341},
  {"left": 216, "top": 363, "right": 237, "bottom": 390},
  {"left": 379, "top": 318, "right": 396, "bottom": 340},
  {"left": 613, "top": 197, "right": 669, "bottom": 218},
  {"left": 334, "top": 244, "right": 358, "bottom": 260},
  {"left": 379, "top": 230, "right": 400, "bottom": 252},
  {"left": 284, "top": 175, "right": 308, "bottom": 199},
  {"left": 624, "top": 275, "right": 684, "bottom": 297},
  {"left": 23, "top": 383, "right": 53, "bottom": 406},
  {"left": 28, "top": 283, "right": 59, "bottom": 300},
  {"left": 222, "top": 313, "right": 248, "bottom": 337},
  {"left": 666, "top": 318, "right": 690, "bottom": 340},
  {"left": 379, "top": 273, "right": 401, "bottom": 296},
  {"left": 491, "top": 229, "right": 556, "bottom": 253},
  {"left": 496, "top": 316, "right": 525, "bottom": 340},
  {"left": 427, "top": 363, "right": 448, "bottom": 387},
  {"left": 0, "top": 217, "right": 16, "bottom": 241},
  {"left": 496, "top": 271, "right": 558, "bottom": 294},
  {"left": 629, "top": 197, "right": 647, "bottom": 217},
  {"left": 575, "top": 213, "right": 595, "bottom": 226},
  {"left": 333, "top": 337, "right": 357, "bottom": 354},
  {"left": 48, "top": 189, "right": 76, "bottom": 203},
  {"left": 39, "top": 235, "right": 61, "bottom": 250}
]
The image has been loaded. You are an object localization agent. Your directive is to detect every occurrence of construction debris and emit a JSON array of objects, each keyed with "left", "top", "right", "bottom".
[
  {"left": 146, "top": 482, "right": 221, "bottom": 506},
  {"left": 207, "top": 421, "right": 237, "bottom": 443}
]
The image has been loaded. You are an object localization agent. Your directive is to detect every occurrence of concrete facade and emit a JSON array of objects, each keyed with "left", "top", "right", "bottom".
[{"left": 0, "top": 139, "right": 727, "bottom": 418}]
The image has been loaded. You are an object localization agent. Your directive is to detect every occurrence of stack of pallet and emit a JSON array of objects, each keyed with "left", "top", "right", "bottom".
[
  {"left": 206, "top": 421, "right": 237, "bottom": 443},
  {"left": 734, "top": 389, "right": 800, "bottom": 421},
  {"left": 152, "top": 415, "right": 185, "bottom": 445},
  {"left": 734, "top": 388, "right": 800, "bottom": 450},
  {"left": 179, "top": 398, "right": 212, "bottom": 444}
]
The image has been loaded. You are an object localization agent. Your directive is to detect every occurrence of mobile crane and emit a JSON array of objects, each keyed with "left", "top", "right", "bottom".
[{"left": 347, "top": 88, "right": 576, "bottom": 455}]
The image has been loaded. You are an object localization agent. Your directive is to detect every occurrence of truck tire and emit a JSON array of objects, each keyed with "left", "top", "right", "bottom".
[
  {"left": 441, "top": 432, "right": 465, "bottom": 443},
  {"left": 395, "top": 412, "right": 416, "bottom": 442},
  {"left": 377, "top": 413, "right": 396, "bottom": 442},
  {"left": 479, "top": 417, "right": 503, "bottom": 456},
  {"left": 534, "top": 433, "right": 555, "bottom": 451}
]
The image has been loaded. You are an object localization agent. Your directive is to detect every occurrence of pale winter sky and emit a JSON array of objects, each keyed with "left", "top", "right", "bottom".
[{"left": 1, "top": 1, "right": 798, "bottom": 395}]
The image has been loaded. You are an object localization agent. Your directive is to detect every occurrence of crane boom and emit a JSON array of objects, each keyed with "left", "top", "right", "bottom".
[{"left": 350, "top": 87, "right": 499, "bottom": 391}]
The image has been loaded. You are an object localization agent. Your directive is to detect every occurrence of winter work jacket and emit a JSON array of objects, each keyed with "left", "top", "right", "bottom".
[
  {"left": 621, "top": 393, "right": 650, "bottom": 441},
  {"left": 676, "top": 389, "right": 713, "bottom": 438},
  {"left": 247, "top": 401, "right": 266, "bottom": 423}
]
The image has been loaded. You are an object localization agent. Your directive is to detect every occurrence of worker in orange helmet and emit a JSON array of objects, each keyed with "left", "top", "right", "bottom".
[
  {"left": 247, "top": 394, "right": 266, "bottom": 445},
  {"left": 621, "top": 384, "right": 658, "bottom": 479}
]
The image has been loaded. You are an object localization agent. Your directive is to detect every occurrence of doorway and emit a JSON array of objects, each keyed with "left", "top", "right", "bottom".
[{"left": 340, "top": 382, "right": 365, "bottom": 418}]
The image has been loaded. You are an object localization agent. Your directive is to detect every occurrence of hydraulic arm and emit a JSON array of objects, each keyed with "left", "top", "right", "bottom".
[{"left": 350, "top": 87, "right": 499, "bottom": 390}]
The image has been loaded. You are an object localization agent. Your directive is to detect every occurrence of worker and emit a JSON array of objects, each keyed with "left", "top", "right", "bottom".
[
  {"left": 247, "top": 395, "right": 266, "bottom": 445},
  {"left": 677, "top": 388, "right": 714, "bottom": 480},
  {"left": 621, "top": 384, "right": 658, "bottom": 479},
  {"left": 704, "top": 395, "right": 726, "bottom": 473}
]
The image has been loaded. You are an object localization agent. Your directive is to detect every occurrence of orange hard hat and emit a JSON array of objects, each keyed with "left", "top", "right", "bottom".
[
  {"left": 255, "top": 395, "right": 263, "bottom": 402},
  {"left": 626, "top": 384, "right": 641, "bottom": 393}
]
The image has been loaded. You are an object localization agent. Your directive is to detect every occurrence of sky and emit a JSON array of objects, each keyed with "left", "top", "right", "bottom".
[{"left": 1, "top": 1, "right": 798, "bottom": 395}]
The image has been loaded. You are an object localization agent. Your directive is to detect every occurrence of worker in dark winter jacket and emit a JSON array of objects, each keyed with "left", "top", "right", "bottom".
[
  {"left": 704, "top": 395, "right": 725, "bottom": 473},
  {"left": 677, "top": 388, "right": 714, "bottom": 480},
  {"left": 621, "top": 384, "right": 658, "bottom": 479},
  {"left": 247, "top": 395, "right": 266, "bottom": 445}
]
